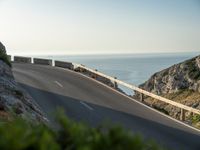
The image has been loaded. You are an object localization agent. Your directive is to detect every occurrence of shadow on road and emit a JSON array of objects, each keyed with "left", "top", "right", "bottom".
[{"left": 18, "top": 82, "right": 200, "bottom": 150}]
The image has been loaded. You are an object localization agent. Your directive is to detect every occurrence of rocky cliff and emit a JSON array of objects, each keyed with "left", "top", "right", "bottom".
[
  {"left": 139, "top": 55, "right": 200, "bottom": 94},
  {"left": 0, "top": 42, "right": 46, "bottom": 123},
  {"left": 138, "top": 55, "right": 200, "bottom": 126}
]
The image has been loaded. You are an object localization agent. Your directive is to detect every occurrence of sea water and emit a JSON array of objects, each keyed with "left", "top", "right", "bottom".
[{"left": 34, "top": 52, "right": 199, "bottom": 95}]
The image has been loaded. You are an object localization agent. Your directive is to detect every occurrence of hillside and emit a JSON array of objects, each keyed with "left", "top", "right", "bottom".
[{"left": 138, "top": 55, "right": 200, "bottom": 126}]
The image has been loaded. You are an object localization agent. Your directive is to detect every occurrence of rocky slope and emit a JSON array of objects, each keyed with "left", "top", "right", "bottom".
[
  {"left": 138, "top": 55, "right": 200, "bottom": 126},
  {"left": 0, "top": 42, "right": 47, "bottom": 123},
  {"left": 139, "top": 55, "right": 200, "bottom": 94}
]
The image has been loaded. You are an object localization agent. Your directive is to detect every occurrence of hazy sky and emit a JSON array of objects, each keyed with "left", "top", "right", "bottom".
[{"left": 0, "top": 0, "right": 200, "bottom": 55}]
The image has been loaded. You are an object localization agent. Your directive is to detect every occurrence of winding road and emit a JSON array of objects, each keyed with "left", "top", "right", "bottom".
[{"left": 12, "top": 63, "right": 200, "bottom": 150}]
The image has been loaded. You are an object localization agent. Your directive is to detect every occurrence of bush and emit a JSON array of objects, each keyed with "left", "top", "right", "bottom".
[
  {"left": 0, "top": 51, "right": 11, "bottom": 67},
  {"left": 0, "top": 42, "right": 11, "bottom": 67},
  {"left": 0, "top": 112, "right": 166, "bottom": 150},
  {"left": 185, "top": 59, "right": 200, "bottom": 81},
  {"left": 191, "top": 114, "right": 200, "bottom": 124}
]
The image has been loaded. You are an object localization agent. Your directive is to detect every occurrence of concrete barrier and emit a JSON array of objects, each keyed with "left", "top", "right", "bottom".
[
  {"left": 14, "top": 56, "right": 31, "bottom": 63},
  {"left": 55, "top": 61, "right": 74, "bottom": 70},
  {"left": 33, "top": 58, "right": 52, "bottom": 66}
]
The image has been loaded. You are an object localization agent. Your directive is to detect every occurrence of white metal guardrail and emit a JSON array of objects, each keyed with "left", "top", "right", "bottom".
[{"left": 75, "top": 64, "right": 200, "bottom": 121}]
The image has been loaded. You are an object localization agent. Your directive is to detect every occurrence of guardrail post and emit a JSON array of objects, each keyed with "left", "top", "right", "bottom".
[
  {"left": 140, "top": 93, "right": 144, "bottom": 102},
  {"left": 114, "top": 77, "right": 118, "bottom": 89},
  {"left": 180, "top": 109, "right": 186, "bottom": 121},
  {"left": 94, "top": 69, "right": 98, "bottom": 79}
]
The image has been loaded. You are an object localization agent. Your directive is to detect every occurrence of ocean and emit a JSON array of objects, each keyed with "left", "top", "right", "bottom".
[{"left": 34, "top": 52, "right": 199, "bottom": 95}]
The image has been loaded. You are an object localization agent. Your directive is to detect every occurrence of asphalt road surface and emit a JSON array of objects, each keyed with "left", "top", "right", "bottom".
[{"left": 13, "top": 63, "right": 200, "bottom": 150}]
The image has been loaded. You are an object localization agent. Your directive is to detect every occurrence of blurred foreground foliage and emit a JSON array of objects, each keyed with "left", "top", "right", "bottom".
[{"left": 0, "top": 111, "right": 166, "bottom": 150}]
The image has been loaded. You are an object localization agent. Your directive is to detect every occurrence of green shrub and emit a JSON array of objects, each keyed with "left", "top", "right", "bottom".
[
  {"left": 0, "top": 51, "right": 11, "bottom": 67},
  {"left": 0, "top": 112, "right": 166, "bottom": 150},
  {"left": 191, "top": 114, "right": 200, "bottom": 124},
  {"left": 185, "top": 59, "right": 200, "bottom": 81}
]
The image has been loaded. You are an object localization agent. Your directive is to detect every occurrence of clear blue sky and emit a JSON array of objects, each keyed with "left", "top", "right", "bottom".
[{"left": 0, "top": 0, "right": 200, "bottom": 55}]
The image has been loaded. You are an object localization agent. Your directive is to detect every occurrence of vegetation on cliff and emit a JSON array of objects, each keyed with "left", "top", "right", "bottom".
[{"left": 0, "top": 42, "right": 11, "bottom": 67}]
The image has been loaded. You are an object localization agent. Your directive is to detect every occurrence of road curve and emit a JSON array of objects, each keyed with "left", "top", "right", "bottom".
[{"left": 13, "top": 63, "right": 200, "bottom": 150}]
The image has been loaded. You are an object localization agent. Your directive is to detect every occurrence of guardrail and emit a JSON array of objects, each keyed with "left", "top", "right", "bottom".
[
  {"left": 55, "top": 61, "right": 74, "bottom": 70},
  {"left": 14, "top": 56, "right": 31, "bottom": 63},
  {"left": 75, "top": 64, "right": 200, "bottom": 121},
  {"left": 10, "top": 55, "right": 200, "bottom": 121},
  {"left": 33, "top": 58, "right": 52, "bottom": 66}
]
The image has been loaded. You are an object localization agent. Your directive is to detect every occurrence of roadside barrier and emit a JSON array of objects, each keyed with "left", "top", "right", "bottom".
[
  {"left": 33, "top": 58, "right": 52, "bottom": 66},
  {"left": 14, "top": 56, "right": 31, "bottom": 63},
  {"left": 55, "top": 61, "right": 74, "bottom": 70}
]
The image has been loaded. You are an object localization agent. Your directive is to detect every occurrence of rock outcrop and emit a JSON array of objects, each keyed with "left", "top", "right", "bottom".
[
  {"left": 0, "top": 42, "right": 47, "bottom": 123},
  {"left": 139, "top": 55, "right": 200, "bottom": 95},
  {"left": 137, "top": 55, "right": 200, "bottom": 125}
]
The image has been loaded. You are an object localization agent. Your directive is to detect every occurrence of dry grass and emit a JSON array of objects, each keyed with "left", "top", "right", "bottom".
[
  {"left": 142, "top": 90, "right": 200, "bottom": 107},
  {"left": 162, "top": 90, "right": 200, "bottom": 106}
]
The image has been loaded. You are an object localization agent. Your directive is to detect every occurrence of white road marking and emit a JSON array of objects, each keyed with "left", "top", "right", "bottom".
[
  {"left": 80, "top": 101, "right": 94, "bottom": 110},
  {"left": 54, "top": 81, "right": 63, "bottom": 88}
]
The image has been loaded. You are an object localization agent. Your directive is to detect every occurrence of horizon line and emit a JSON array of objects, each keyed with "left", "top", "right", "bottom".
[{"left": 7, "top": 51, "right": 200, "bottom": 56}]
